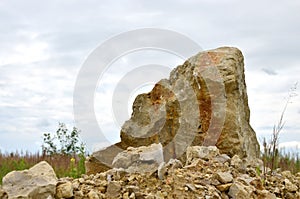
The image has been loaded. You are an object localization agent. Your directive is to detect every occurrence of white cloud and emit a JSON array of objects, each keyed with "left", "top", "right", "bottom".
[
  {"left": 0, "top": 0, "right": 299, "bottom": 152},
  {"left": 279, "top": 141, "right": 300, "bottom": 151}
]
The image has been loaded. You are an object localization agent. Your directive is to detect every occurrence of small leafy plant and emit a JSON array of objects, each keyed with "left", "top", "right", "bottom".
[
  {"left": 41, "top": 122, "right": 86, "bottom": 178},
  {"left": 42, "top": 122, "right": 86, "bottom": 157}
]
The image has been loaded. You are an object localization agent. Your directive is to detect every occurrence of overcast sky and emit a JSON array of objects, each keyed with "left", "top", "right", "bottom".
[{"left": 0, "top": 0, "right": 299, "bottom": 153}]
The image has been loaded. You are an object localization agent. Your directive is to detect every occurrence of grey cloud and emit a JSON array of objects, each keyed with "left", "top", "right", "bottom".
[
  {"left": 37, "top": 119, "right": 51, "bottom": 128},
  {"left": 262, "top": 68, "right": 278, "bottom": 76}
]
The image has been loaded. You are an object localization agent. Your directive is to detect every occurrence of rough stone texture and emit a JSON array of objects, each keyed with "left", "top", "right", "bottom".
[
  {"left": 56, "top": 147, "right": 300, "bottom": 198},
  {"left": 106, "top": 181, "right": 121, "bottom": 198},
  {"left": 2, "top": 161, "right": 57, "bottom": 199},
  {"left": 112, "top": 143, "right": 164, "bottom": 174},
  {"left": 216, "top": 171, "right": 233, "bottom": 183},
  {"left": 158, "top": 159, "right": 183, "bottom": 180},
  {"left": 228, "top": 181, "right": 254, "bottom": 199},
  {"left": 120, "top": 47, "right": 259, "bottom": 161},
  {"left": 87, "top": 190, "right": 100, "bottom": 199},
  {"left": 186, "top": 145, "right": 220, "bottom": 164},
  {"left": 56, "top": 181, "right": 74, "bottom": 198},
  {"left": 86, "top": 47, "right": 260, "bottom": 174},
  {"left": 2, "top": 146, "right": 299, "bottom": 199},
  {"left": 0, "top": 188, "right": 8, "bottom": 199},
  {"left": 85, "top": 142, "right": 124, "bottom": 175}
]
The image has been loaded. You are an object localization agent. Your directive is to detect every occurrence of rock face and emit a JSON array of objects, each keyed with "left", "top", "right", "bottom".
[
  {"left": 120, "top": 46, "right": 259, "bottom": 160},
  {"left": 1, "top": 161, "right": 57, "bottom": 199},
  {"left": 86, "top": 46, "right": 260, "bottom": 174}
]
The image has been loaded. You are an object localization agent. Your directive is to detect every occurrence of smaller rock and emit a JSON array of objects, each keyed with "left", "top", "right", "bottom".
[
  {"left": 157, "top": 162, "right": 167, "bottom": 180},
  {"left": 185, "top": 183, "right": 197, "bottom": 192},
  {"left": 257, "top": 190, "right": 276, "bottom": 199},
  {"left": 106, "top": 181, "right": 121, "bottom": 198},
  {"left": 123, "top": 192, "right": 130, "bottom": 199},
  {"left": 2, "top": 161, "right": 57, "bottom": 199},
  {"left": 129, "top": 192, "right": 135, "bottom": 199},
  {"left": 216, "top": 183, "right": 232, "bottom": 192},
  {"left": 228, "top": 181, "right": 252, "bottom": 199},
  {"left": 0, "top": 188, "right": 8, "bottom": 199},
  {"left": 221, "top": 192, "right": 230, "bottom": 199},
  {"left": 284, "top": 178, "right": 298, "bottom": 192},
  {"left": 126, "top": 185, "right": 140, "bottom": 194},
  {"left": 74, "top": 190, "right": 84, "bottom": 197},
  {"left": 78, "top": 178, "right": 85, "bottom": 183},
  {"left": 186, "top": 146, "right": 220, "bottom": 164},
  {"left": 56, "top": 181, "right": 73, "bottom": 198},
  {"left": 230, "top": 155, "right": 243, "bottom": 167},
  {"left": 145, "top": 194, "right": 155, "bottom": 199},
  {"left": 112, "top": 143, "right": 164, "bottom": 174},
  {"left": 246, "top": 167, "right": 257, "bottom": 177},
  {"left": 158, "top": 159, "right": 183, "bottom": 180},
  {"left": 87, "top": 190, "right": 100, "bottom": 199},
  {"left": 285, "top": 192, "right": 296, "bottom": 199},
  {"left": 281, "top": 170, "right": 293, "bottom": 179},
  {"left": 213, "top": 154, "right": 231, "bottom": 164},
  {"left": 216, "top": 172, "right": 233, "bottom": 183},
  {"left": 106, "top": 168, "right": 127, "bottom": 181},
  {"left": 72, "top": 181, "right": 80, "bottom": 190}
]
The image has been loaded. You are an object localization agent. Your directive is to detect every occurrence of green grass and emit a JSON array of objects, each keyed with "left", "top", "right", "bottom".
[{"left": 0, "top": 151, "right": 86, "bottom": 185}]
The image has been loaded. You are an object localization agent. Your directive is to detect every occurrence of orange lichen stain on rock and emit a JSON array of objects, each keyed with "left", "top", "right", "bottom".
[
  {"left": 150, "top": 83, "right": 175, "bottom": 105},
  {"left": 197, "top": 52, "right": 225, "bottom": 67}
]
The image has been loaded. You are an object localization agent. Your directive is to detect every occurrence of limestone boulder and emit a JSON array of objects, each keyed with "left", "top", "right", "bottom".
[
  {"left": 2, "top": 161, "right": 57, "bottom": 199},
  {"left": 87, "top": 47, "right": 260, "bottom": 174},
  {"left": 120, "top": 47, "right": 259, "bottom": 161}
]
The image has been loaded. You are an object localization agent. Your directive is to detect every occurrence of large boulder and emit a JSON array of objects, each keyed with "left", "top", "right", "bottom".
[
  {"left": 2, "top": 161, "right": 57, "bottom": 199},
  {"left": 120, "top": 47, "right": 259, "bottom": 160},
  {"left": 86, "top": 47, "right": 260, "bottom": 174}
]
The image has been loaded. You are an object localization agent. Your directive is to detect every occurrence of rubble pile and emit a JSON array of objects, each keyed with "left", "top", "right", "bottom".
[{"left": 2, "top": 146, "right": 299, "bottom": 199}]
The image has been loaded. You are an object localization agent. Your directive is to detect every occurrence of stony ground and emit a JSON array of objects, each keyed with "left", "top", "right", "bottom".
[
  {"left": 56, "top": 154, "right": 300, "bottom": 199},
  {"left": 1, "top": 146, "right": 300, "bottom": 199}
]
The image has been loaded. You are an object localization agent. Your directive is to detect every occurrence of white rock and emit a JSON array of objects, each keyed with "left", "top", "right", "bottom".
[
  {"left": 186, "top": 146, "right": 220, "bottom": 163},
  {"left": 2, "top": 161, "right": 57, "bottom": 199},
  {"left": 216, "top": 172, "right": 233, "bottom": 183},
  {"left": 112, "top": 143, "right": 164, "bottom": 174},
  {"left": 228, "top": 181, "right": 253, "bottom": 199}
]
